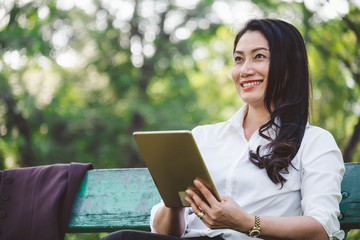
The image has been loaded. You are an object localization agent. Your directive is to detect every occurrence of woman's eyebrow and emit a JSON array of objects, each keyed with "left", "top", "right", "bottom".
[{"left": 233, "top": 47, "right": 270, "bottom": 55}]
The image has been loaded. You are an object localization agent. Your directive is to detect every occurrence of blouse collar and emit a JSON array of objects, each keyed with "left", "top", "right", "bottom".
[{"left": 228, "top": 104, "right": 278, "bottom": 140}]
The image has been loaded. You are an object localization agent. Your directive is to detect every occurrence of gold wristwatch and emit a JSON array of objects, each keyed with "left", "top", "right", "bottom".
[{"left": 249, "top": 214, "right": 261, "bottom": 238}]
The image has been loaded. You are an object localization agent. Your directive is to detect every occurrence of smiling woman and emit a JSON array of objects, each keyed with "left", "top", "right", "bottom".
[
  {"left": 233, "top": 19, "right": 312, "bottom": 187},
  {"left": 101, "top": 18, "right": 345, "bottom": 240}
]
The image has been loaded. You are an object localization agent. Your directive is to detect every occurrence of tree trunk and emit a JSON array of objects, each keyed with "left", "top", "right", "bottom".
[
  {"left": 343, "top": 116, "right": 360, "bottom": 163},
  {"left": 2, "top": 93, "right": 37, "bottom": 167},
  {"left": 124, "top": 8, "right": 170, "bottom": 168}
]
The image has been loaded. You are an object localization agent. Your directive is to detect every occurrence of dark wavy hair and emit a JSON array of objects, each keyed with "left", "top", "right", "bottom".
[{"left": 234, "top": 19, "right": 310, "bottom": 186}]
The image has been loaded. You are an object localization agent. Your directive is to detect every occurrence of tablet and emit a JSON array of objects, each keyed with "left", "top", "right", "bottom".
[{"left": 133, "top": 130, "right": 221, "bottom": 208}]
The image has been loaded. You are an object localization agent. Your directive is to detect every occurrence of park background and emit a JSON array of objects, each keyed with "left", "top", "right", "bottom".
[{"left": 0, "top": 0, "right": 359, "bottom": 239}]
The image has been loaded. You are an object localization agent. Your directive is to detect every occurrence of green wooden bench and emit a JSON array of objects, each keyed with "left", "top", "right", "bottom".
[{"left": 68, "top": 163, "right": 360, "bottom": 239}]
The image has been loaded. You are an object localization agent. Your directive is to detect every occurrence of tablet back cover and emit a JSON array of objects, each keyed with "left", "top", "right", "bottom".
[{"left": 133, "top": 130, "right": 220, "bottom": 207}]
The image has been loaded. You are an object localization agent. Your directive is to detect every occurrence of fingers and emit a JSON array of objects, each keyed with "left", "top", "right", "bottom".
[
  {"left": 185, "top": 193, "right": 206, "bottom": 221},
  {"left": 185, "top": 188, "right": 207, "bottom": 211},
  {"left": 193, "top": 179, "right": 220, "bottom": 206},
  {"left": 185, "top": 180, "right": 220, "bottom": 216}
]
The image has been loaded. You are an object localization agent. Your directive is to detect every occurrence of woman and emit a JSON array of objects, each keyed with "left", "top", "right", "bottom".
[{"left": 103, "top": 18, "right": 345, "bottom": 240}]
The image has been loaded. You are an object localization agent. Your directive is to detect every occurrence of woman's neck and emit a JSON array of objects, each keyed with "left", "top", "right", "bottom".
[{"left": 243, "top": 105, "right": 270, "bottom": 141}]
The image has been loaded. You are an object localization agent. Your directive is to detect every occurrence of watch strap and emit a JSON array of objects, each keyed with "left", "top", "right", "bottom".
[{"left": 249, "top": 214, "right": 261, "bottom": 238}]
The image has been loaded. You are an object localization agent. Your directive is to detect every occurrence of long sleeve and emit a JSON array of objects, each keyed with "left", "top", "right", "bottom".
[{"left": 299, "top": 128, "right": 345, "bottom": 239}]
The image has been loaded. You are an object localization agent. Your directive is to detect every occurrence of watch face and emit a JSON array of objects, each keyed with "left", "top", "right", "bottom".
[{"left": 249, "top": 229, "right": 261, "bottom": 237}]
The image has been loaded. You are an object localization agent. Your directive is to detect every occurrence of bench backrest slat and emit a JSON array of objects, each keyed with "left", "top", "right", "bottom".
[
  {"left": 68, "top": 168, "right": 161, "bottom": 233},
  {"left": 339, "top": 162, "right": 360, "bottom": 232}
]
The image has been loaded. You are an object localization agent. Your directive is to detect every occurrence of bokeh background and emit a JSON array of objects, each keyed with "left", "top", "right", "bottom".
[{"left": 1, "top": 0, "right": 359, "bottom": 239}]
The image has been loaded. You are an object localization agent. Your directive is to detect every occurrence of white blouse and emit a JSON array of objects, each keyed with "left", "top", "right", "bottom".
[{"left": 150, "top": 105, "right": 345, "bottom": 240}]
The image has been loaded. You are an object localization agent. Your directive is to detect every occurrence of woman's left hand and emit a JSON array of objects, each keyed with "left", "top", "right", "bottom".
[{"left": 185, "top": 180, "right": 253, "bottom": 233}]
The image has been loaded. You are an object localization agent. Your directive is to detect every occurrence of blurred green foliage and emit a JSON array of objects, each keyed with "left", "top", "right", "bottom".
[
  {"left": 0, "top": 0, "right": 359, "bottom": 238},
  {"left": 1, "top": 0, "right": 358, "bottom": 170}
]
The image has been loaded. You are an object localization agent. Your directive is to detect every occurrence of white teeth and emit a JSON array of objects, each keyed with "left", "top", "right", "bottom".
[{"left": 242, "top": 81, "right": 262, "bottom": 87}]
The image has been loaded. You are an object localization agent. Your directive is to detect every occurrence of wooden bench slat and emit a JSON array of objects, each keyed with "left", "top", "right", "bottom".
[
  {"left": 340, "top": 162, "right": 360, "bottom": 232},
  {"left": 68, "top": 168, "right": 161, "bottom": 233}
]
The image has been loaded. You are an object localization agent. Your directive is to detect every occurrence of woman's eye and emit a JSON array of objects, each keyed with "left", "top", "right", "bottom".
[
  {"left": 255, "top": 53, "right": 266, "bottom": 59},
  {"left": 234, "top": 56, "right": 243, "bottom": 62}
]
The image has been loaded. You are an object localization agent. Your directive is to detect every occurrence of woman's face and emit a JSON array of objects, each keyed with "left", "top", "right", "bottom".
[{"left": 231, "top": 30, "right": 270, "bottom": 108}]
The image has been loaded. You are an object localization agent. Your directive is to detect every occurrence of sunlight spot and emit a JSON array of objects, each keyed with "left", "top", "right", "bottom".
[
  {"left": 212, "top": 1, "right": 232, "bottom": 24},
  {"left": 96, "top": 9, "right": 108, "bottom": 31},
  {"left": 52, "top": 25, "right": 73, "bottom": 49},
  {"left": 211, "top": 39, "right": 226, "bottom": 53},
  {"left": 145, "top": 31, "right": 156, "bottom": 42},
  {"left": 186, "top": 20, "right": 197, "bottom": 31},
  {"left": 208, "top": 58, "right": 225, "bottom": 71},
  {"left": 175, "top": 0, "right": 200, "bottom": 9},
  {"left": 75, "top": 0, "right": 97, "bottom": 15},
  {"left": 198, "top": 19, "right": 210, "bottom": 29},
  {"left": 0, "top": 125, "right": 7, "bottom": 136},
  {"left": 130, "top": 41, "right": 142, "bottom": 56},
  {"left": 18, "top": 0, "right": 32, "bottom": 7},
  {"left": 143, "top": 43, "right": 156, "bottom": 58},
  {"left": 213, "top": 0, "right": 262, "bottom": 29},
  {"left": 86, "top": 65, "right": 110, "bottom": 90},
  {"left": 354, "top": 102, "right": 360, "bottom": 116},
  {"left": 0, "top": 10, "right": 10, "bottom": 30},
  {"left": 24, "top": 68, "right": 61, "bottom": 108},
  {"left": 38, "top": 5, "right": 50, "bottom": 20},
  {"left": 5, "top": 156, "right": 18, "bottom": 169},
  {"left": 131, "top": 55, "right": 144, "bottom": 68},
  {"left": 192, "top": 46, "right": 209, "bottom": 61},
  {"left": 9, "top": 74, "right": 24, "bottom": 96},
  {"left": 17, "top": 14, "right": 27, "bottom": 28},
  {"left": 346, "top": 76, "right": 355, "bottom": 89},
  {"left": 115, "top": 1, "right": 135, "bottom": 21},
  {"left": 120, "top": 37, "right": 130, "bottom": 49},
  {"left": 155, "top": 1, "right": 168, "bottom": 13},
  {"left": 56, "top": 48, "right": 83, "bottom": 68},
  {"left": 3, "top": 50, "right": 27, "bottom": 70},
  {"left": 174, "top": 27, "right": 191, "bottom": 40},
  {"left": 164, "top": 10, "right": 186, "bottom": 34},
  {"left": 36, "top": 55, "right": 52, "bottom": 70},
  {"left": 139, "top": 0, "right": 155, "bottom": 18},
  {"left": 304, "top": 0, "right": 349, "bottom": 20},
  {"left": 56, "top": 0, "right": 75, "bottom": 11}
]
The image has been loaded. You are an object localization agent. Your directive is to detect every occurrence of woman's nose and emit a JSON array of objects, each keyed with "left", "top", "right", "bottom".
[{"left": 240, "top": 60, "right": 255, "bottom": 77}]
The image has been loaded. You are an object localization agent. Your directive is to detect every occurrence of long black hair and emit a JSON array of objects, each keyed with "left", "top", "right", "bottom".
[{"left": 234, "top": 19, "right": 310, "bottom": 186}]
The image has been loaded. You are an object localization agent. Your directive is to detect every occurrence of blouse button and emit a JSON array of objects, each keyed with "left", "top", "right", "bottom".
[{"left": 0, "top": 210, "right": 6, "bottom": 218}]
